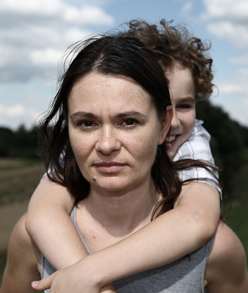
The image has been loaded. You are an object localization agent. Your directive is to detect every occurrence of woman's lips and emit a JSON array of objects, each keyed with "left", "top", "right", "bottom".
[{"left": 94, "top": 162, "right": 126, "bottom": 173}]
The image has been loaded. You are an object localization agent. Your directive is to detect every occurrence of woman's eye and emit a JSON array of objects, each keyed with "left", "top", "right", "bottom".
[
  {"left": 78, "top": 120, "right": 95, "bottom": 128},
  {"left": 122, "top": 119, "right": 138, "bottom": 127}
]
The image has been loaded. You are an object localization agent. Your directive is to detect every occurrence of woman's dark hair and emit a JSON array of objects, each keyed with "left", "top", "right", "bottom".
[
  {"left": 121, "top": 19, "right": 214, "bottom": 101},
  {"left": 40, "top": 35, "right": 184, "bottom": 213}
]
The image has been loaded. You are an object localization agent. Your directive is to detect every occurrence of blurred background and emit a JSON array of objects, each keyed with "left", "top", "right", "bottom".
[{"left": 0, "top": 0, "right": 248, "bottom": 287}]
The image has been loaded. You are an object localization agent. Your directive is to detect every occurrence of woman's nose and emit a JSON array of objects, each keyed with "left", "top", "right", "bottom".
[{"left": 95, "top": 126, "right": 121, "bottom": 155}]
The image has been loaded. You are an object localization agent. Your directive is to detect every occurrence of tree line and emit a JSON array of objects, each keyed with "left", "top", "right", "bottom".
[
  {"left": 0, "top": 124, "right": 40, "bottom": 158},
  {"left": 1, "top": 101, "right": 248, "bottom": 198},
  {"left": 196, "top": 100, "right": 248, "bottom": 199}
]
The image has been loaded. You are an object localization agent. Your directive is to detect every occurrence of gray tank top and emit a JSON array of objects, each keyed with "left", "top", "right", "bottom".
[{"left": 41, "top": 206, "right": 214, "bottom": 292}]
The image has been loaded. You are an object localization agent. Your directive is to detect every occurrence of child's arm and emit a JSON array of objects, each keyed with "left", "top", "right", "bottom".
[
  {"left": 31, "top": 180, "right": 220, "bottom": 293},
  {"left": 88, "top": 181, "right": 220, "bottom": 283},
  {"left": 26, "top": 175, "right": 84, "bottom": 269},
  {"left": 26, "top": 175, "right": 117, "bottom": 293}
]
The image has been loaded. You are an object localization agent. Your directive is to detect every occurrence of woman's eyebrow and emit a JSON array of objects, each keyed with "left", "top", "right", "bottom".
[
  {"left": 70, "top": 112, "right": 97, "bottom": 119},
  {"left": 115, "top": 111, "right": 146, "bottom": 119},
  {"left": 70, "top": 111, "right": 146, "bottom": 119}
]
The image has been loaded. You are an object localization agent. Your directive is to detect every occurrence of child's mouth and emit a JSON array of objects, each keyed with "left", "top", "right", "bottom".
[
  {"left": 165, "top": 134, "right": 180, "bottom": 149},
  {"left": 165, "top": 135, "right": 176, "bottom": 143}
]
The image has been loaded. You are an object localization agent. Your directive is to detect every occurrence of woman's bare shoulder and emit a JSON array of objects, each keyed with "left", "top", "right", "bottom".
[
  {"left": 205, "top": 221, "right": 248, "bottom": 292},
  {"left": 0, "top": 214, "right": 41, "bottom": 293}
]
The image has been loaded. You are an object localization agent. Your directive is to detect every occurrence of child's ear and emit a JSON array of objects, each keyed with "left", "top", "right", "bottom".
[{"left": 158, "top": 105, "right": 173, "bottom": 145}]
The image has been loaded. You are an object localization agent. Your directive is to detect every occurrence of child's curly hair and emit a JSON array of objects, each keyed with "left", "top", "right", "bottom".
[{"left": 123, "top": 19, "right": 214, "bottom": 101}]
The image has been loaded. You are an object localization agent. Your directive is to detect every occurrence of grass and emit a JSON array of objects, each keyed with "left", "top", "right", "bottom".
[
  {"left": 0, "top": 158, "right": 45, "bottom": 292},
  {"left": 0, "top": 158, "right": 45, "bottom": 205},
  {"left": 0, "top": 158, "right": 41, "bottom": 171}
]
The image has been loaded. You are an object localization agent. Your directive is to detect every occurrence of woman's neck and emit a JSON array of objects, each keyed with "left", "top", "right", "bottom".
[{"left": 78, "top": 178, "right": 158, "bottom": 237}]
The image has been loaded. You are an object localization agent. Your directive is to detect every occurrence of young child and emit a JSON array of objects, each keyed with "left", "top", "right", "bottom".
[{"left": 27, "top": 19, "right": 222, "bottom": 292}]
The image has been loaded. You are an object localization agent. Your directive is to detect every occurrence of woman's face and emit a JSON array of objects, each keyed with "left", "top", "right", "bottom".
[{"left": 67, "top": 72, "right": 171, "bottom": 193}]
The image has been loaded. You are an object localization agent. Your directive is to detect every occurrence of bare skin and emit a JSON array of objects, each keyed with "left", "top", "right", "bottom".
[{"left": 1, "top": 214, "right": 248, "bottom": 293}]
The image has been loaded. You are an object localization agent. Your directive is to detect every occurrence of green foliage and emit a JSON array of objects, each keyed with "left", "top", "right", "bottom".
[
  {"left": 0, "top": 255, "right": 6, "bottom": 285},
  {"left": 0, "top": 127, "right": 15, "bottom": 156},
  {"left": 0, "top": 124, "right": 41, "bottom": 159},
  {"left": 196, "top": 100, "right": 248, "bottom": 198}
]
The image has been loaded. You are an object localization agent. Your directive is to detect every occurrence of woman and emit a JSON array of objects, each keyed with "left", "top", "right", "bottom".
[{"left": 1, "top": 35, "right": 247, "bottom": 293}]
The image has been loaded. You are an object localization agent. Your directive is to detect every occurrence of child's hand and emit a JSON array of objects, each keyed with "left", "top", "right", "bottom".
[
  {"left": 100, "top": 284, "right": 117, "bottom": 293},
  {"left": 31, "top": 265, "right": 116, "bottom": 293}
]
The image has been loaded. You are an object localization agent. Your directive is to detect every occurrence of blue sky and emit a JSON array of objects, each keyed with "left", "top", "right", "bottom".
[{"left": 1, "top": 0, "right": 248, "bottom": 129}]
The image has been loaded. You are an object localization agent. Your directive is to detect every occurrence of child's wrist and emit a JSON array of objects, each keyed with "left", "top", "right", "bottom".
[{"left": 78, "top": 254, "right": 110, "bottom": 288}]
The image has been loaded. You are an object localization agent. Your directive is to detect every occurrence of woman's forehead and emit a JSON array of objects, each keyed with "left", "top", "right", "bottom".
[{"left": 68, "top": 72, "right": 155, "bottom": 113}]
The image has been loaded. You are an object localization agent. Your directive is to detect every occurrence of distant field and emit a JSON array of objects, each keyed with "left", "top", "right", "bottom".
[
  {"left": 0, "top": 158, "right": 45, "bottom": 291},
  {"left": 0, "top": 158, "right": 45, "bottom": 205}
]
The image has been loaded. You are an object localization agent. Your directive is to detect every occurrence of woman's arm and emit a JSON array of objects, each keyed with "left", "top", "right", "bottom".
[
  {"left": 0, "top": 214, "right": 40, "bottom": 293},
  {"left": 205, "top": 222, "right": 248, "bottom": 292},
  {"left": 32, "top": 181, "right": 220, "bottom": 292}
]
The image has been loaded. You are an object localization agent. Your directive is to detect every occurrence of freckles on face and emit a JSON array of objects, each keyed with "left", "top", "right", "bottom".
[{"left": 66, "top": 72, "right": 168, "bottom": 192}]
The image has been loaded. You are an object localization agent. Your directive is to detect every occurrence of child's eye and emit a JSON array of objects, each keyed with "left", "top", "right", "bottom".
[{"left": 177, "top": 104, "right": 192, "bottom": 110}]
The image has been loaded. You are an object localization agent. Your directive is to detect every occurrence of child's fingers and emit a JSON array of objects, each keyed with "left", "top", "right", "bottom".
[
  {"left": 31, "top": 272, "right": 57, "bottom": 290},
  {"left": 100, "top": 283, "right": 117, "bottom": 293}
]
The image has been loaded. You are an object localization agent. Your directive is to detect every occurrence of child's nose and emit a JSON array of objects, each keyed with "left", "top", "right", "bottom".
[{"left": 170, "top": 112, "right": 180, "bottom": 129}]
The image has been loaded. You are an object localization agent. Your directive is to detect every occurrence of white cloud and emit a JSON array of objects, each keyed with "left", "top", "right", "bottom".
[
  {"left": 232, "top": 98, "right": 248, "bottom": 126},
  {"left": 202, "top": 0, "right": 248, "bottom": 50},
  {"left": 64, "top": 5, "right": 113, "bottom": 25},
  {"left": 0, "top": 0, "right": 63, "bottom": 15},
  {"left": 63, "top": 28, "right": 93, "bottom": 43},
  {"left": 202, "top": 0, "right": 248, "bottom": 23},
  {"left": 0, "top": 104, "right": 25, "bottom": 117},
  {"left": 181, "top": 2, "right": 193, "bottom": 14},
  {"left": 0, "top": 0, "right": 114, "bottom": 83},
  {"left": 0, "top": 0, "right": 114, "bottom": 26},
  {"left": 217, "top": 67, "right": 248, "bottom": 95},
  {"left": 218, "top": 83, "right": 248, "bottom": 95},
  {"left": 207, "top": 22, "right": 248, "bottom": 49},
  {"left": 180, "top": 1, "right": 193, "bottom": 18},
  {"left": 229, "top": 55, "right": 248, "bottom": 65},
  {"left": 31, "top": 49, "right": 65, "bottom": 66},
  {"left": 237, "top": 68, "right": 248, "bottom": 76},
  {"left": 0, "top": 103, "right": 42, "bottom": 129}
]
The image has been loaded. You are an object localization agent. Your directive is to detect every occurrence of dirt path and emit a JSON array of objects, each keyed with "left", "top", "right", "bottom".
[{"left": 0, "top": 199, "right": 29, "bottom": 253}]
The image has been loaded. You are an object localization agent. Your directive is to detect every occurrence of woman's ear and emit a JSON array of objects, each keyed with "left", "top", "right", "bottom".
[{"left": 158, "top": 105, "right": 173, "bottom": 145}]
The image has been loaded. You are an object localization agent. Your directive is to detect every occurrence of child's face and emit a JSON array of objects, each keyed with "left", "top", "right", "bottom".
[{"left": 165, "top": 65, "right": 196, "bottom": 158}]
